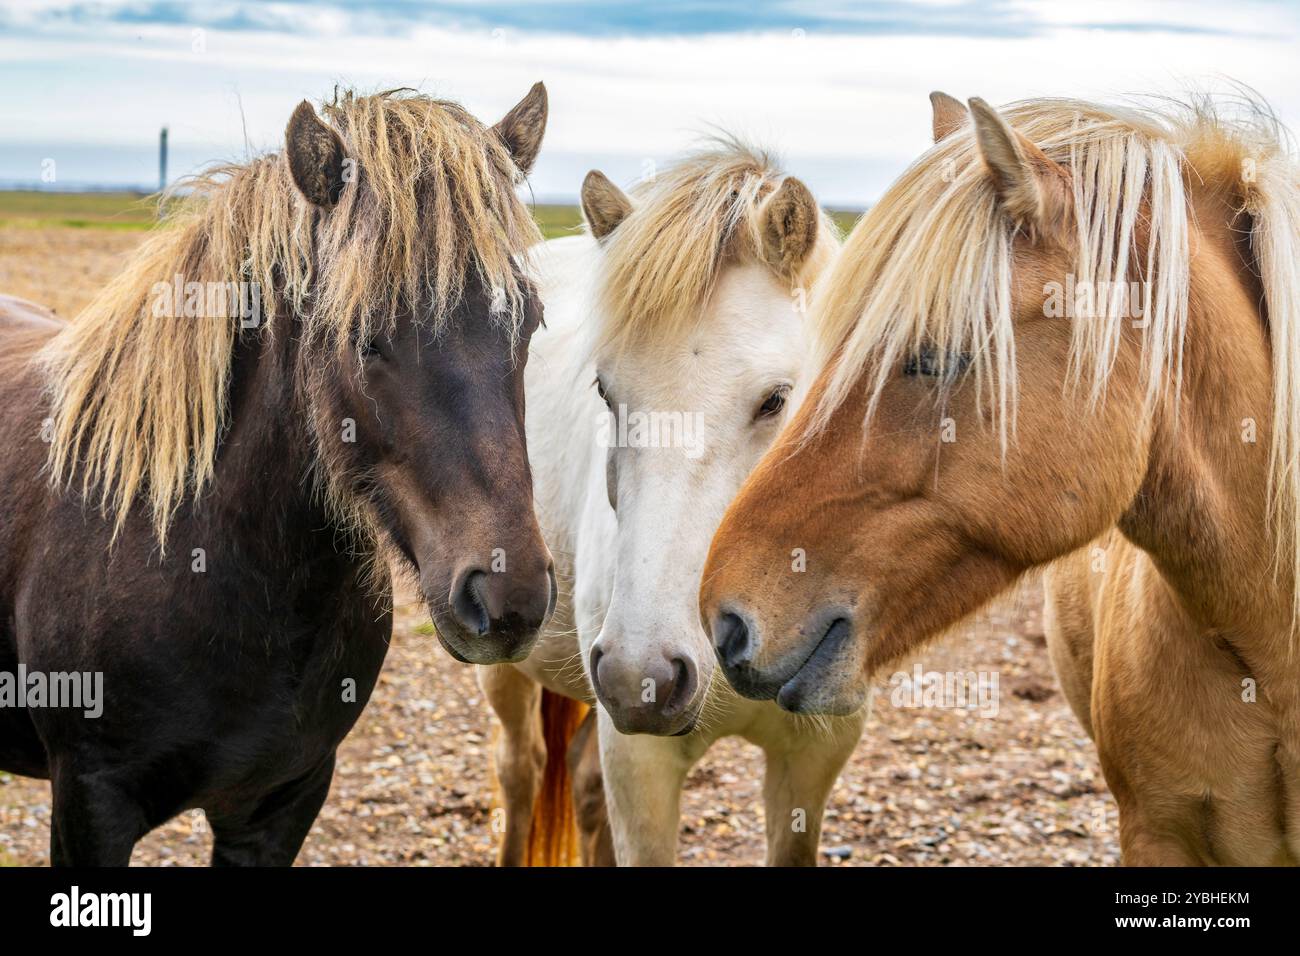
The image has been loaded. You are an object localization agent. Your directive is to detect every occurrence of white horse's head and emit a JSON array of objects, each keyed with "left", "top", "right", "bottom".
[{"left": 581, "top": 144, "right": 840, "bottom": 735}]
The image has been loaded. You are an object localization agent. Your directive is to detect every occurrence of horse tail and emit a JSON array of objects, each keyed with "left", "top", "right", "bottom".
[{"left": 524, "top": 690, "right": 588, "bottom": 866}]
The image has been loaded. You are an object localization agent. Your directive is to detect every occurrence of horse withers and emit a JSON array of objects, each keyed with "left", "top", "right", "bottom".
[
  {"left": 701, "top": 90, "right": 1300, "bottom": 865},
  {"left": 0, "top": 83, "right": 555, "bottom": 865}
]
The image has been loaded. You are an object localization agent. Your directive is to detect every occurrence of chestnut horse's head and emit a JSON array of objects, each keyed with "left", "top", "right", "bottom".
[{"left": 700, "top": 91, "right": 1299, "bottom": 714}]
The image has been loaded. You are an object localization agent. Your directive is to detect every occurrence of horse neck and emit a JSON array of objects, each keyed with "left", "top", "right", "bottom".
[
  {"left": 206, "top": 312, "right": 336, "bottom": 562},
  {"left": 1118, "top": 184, "right": 1285, "bottom": 643}
]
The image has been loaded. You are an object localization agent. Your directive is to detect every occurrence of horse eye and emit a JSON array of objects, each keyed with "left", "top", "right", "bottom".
[
  {"left": 593, "top": 376, "right": 611, "bottom": 408},
  {"left": 904, "top": 346, "right": 969, "bottom": 379},
  {"left": 756, "top": 385, "right": 790, "bottom": 420}
]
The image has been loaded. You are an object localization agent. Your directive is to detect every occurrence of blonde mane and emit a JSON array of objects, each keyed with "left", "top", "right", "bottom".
[
  {"left": 590, "top": 140, "right": 839, "bottom": 357},
  {"left": 809, "top": 92, "right": 1300, "bottom": 625},
  {"left": 39, "top": 88, "right": 541, "bottom": 546}
]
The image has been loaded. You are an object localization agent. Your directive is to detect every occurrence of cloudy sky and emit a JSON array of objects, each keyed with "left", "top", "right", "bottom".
[{"left": 2, "top": 0, "right": 1299, "bottom": 205}]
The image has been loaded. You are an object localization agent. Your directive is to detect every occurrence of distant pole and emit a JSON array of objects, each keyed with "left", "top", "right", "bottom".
[{"left": 159, "top": 126, "right": 168, "bottom": 194}]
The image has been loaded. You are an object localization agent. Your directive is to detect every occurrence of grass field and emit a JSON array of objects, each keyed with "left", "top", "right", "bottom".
[
  {"left": 0, "top": 191, "right": 161, "bottom": 230},
  {"left": 0, "top": 190, "right": 860, "bottom": 238}
]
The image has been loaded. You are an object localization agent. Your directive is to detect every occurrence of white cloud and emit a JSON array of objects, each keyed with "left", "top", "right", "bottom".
[{"left": 2, "top": 1, "right": 1297, "bottom": 204}]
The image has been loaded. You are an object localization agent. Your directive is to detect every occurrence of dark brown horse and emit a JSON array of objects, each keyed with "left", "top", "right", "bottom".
[{"left": 0, "top": 83, "right": 556, "bottom": 865}]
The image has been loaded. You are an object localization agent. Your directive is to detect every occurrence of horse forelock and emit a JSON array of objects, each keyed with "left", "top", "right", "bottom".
[
  {"left": 587, "top": 138, "right": 839, "bottom": 363},
  {"left": 36, "top": 87, "right": 541, "bottom": 548}
]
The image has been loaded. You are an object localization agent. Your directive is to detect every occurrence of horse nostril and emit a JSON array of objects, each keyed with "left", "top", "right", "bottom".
[
  {"left": 450, "top": 569, "right": 490, "bottom": 636},
  {"left": 662, "top": 656, "right": 698, "bottom": 717},
  {"left": 588, "top": 645, "right": 605, "bottom": 699},
  {"left": 544, "top": 563, "right": 558, "bottom": 623},
  {"left": 713, "top": 611, "right": 751, "bottom": 670}
]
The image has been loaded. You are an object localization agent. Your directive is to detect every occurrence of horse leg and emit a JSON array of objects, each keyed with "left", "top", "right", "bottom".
[
  {"left": 598, "top": 710, "right": 693, "bottom": 866},
  {"left": 1043, "top": 548, "right": 1100, "bottom": 738},
  {"left": 1115, "top": 803, "right": 1204, "bottom": 866},
  {"left": 761, "top": 711, "right": 866, "bottom": 866},
  {"left": 209, "top": 756, "right": 335, "bottom": 866},
  {"left": 566, "top": 707, "right": 615, "bottom": 866},
  {"left": 49, "top": 766, "right": 147, "bottom": 867},
  {"left": 478, "top": 664, "right": 545, "bottom": 867}
]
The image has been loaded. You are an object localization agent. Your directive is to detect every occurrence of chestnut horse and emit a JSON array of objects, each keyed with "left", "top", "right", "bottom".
[
  {"left": 700, "top": 90, "right": 1300, "bottom": 865},
  {"left": 479, "top": 143, "right": 862, "bottom": 866},
  {"left": 0, "top": 84, "right": 556, "bottom": 865}
]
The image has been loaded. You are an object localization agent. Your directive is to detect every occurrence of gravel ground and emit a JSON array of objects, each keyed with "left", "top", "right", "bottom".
[{"left": 0, "top": 225, "right": 1120, "bottom": 866}]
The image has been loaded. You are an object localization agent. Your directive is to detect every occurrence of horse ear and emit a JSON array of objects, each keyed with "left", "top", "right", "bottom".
[
  {"left": 581, "top": 170, "right": 632, "bottom": 241},
  {"left": 285, "top": 100, "right": 348, "bottom": 208},
  {"left": 930, "top": 91, "right": 967, "bottom": 143},
  {"left": 758, "top": 176, "right": 819, "bottom": 279},
  {"left": 492, "top": 81, "right": 548, "bottom": 177},
  {"left": 968, "top": 97, "right": 1072, "bottom": 245}
]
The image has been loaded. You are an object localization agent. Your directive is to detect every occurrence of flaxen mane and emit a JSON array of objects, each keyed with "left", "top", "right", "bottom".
[
  {"left": 590, "top": 139, "right": 839, "bottom": 357},
  {"left": 808, "top": 92, "right": 1300, "bottom": 625},
  {"left": 38, "top": 88, "right": 541, "bottom": 546}
]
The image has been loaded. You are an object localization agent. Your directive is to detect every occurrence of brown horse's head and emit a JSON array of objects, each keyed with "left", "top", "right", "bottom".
[
  {"left": 287, "top": 86, "right": 556, "bottom": 664},
  {"left": 37, "top": 85, "right": 557, "bottom": 666},
  {"left": 700, "top": 91, "right": 1290, "bottom": 713}
]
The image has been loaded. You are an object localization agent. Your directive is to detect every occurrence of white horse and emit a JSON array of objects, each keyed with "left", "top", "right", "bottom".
[{"left": 477, "top": 142, "right": 867, "bottom": 866}]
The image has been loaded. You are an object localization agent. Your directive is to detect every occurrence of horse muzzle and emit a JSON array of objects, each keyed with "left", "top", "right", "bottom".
[
  {"left": 708, "top": 604, "right": 868, "bottom": 716},
  {"left": 430, "top": 561, "right": 556, "bottom": 665},
  {"left": 588, "top": 639, "right": 706, "bottom": 737}
]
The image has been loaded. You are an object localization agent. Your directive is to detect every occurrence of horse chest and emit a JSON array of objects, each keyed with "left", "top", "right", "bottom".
[
  {"left": 192, "top": 605, "right": 391, "bottom": 782},
  {"left": 17, "top": 554, "right": 391, "bottom": 805}
]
